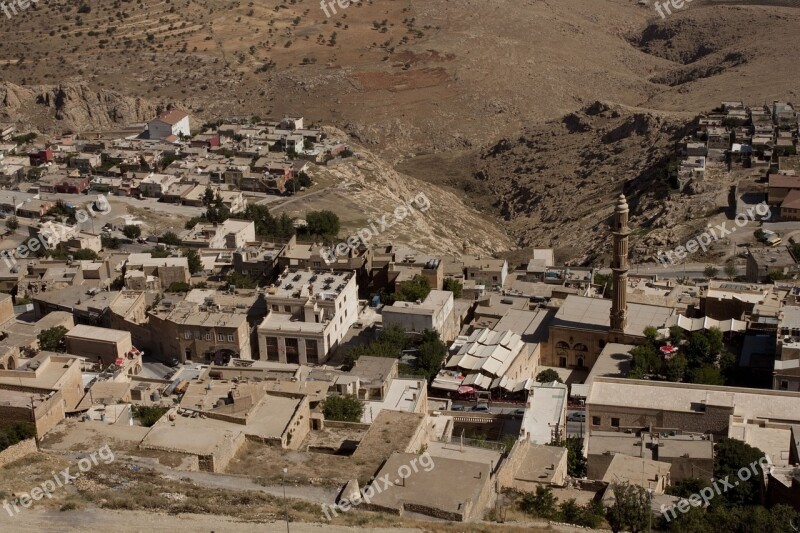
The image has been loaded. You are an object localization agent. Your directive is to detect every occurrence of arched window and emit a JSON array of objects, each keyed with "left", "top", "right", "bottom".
[
  {"left": 556, "top": 341, "right": 569, "bottom": 355},
  {"left": 573, "top": 343, "right": 588, "bottom": 352}
]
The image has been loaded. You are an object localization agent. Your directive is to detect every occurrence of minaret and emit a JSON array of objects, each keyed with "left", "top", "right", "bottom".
[{"left": 610, "top": 194, "right": 629, "bottom": 337}]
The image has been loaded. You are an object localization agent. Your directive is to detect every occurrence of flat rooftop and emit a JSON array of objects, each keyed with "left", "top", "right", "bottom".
[
  {"left": 365, "top": 452, "right": 492, "bottom": 518},
  {"left": 270, "top": 268, "right": 353, "bottom": 300},
  {"left": 521, "top": 382, "right": 568, "bottom": 445},
  {"left": 65, "top": 324, "right": 131, "bottom": 344},
  {"left": 551, "top": 295, "right": 674, "bottom": 337},
  {"left": 142, "top": 413, "right": 244, "bottom": 456},
  {"left": 588, "top": 377, "right": 800, "bottom": 424},
  {"left": 362, "top": 378, "right": 424, "bottom": 423}
]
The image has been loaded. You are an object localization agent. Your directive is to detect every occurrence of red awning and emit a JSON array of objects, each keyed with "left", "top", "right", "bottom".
[{"left": 457, "top": 386, "right": 476, "bottom": 394}]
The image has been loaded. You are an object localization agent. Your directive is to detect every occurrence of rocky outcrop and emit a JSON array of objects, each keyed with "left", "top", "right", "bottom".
[{"left": 0, "top": 81, "right": 160, "bottom": 132}]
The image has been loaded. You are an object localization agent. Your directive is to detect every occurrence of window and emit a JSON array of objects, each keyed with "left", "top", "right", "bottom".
[
  {"left": 284, "top": 305, "right": 292, "bottom": 313},
  {"left": 217, "top": 333, "right": 224, "bottom": 341},
  {"left": 305, "top": 339, "right": 319, "bottom": 364},
  {"left": 184, "top": 331, "right": 192, "bottom": 340},
  {"left": 592, "top": 416, "right": 601, "bottom": 426},
  {"left": 780, "top": 380, "right": 789, "bottom": 390},
  {"left": 611, "top": 417, "right": 620, "bottom": 428},
  {"left": 272, "top": 305, "right": 280, "bottom": 312},
  {"left": 227, "top": 334, "right": 234, "bottom": 342},
  {"left": 194, "top": 330, "right": 201, "bottom": 340},
  {"left": 205, "top": 333, "right": 212, "bottom": 341},
  {"left": 265, "top": 337, "right": 279, "bottom": 361},
  {"left": 285, "top": 338, "right": 300, "bottom": 364}
]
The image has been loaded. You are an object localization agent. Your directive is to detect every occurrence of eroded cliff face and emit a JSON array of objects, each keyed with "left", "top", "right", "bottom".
[{"left": 0, "top": 82, "right": 160, "bottom": 132}]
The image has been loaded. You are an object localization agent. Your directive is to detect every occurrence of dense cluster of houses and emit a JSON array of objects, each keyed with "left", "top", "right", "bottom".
[
  {"left": 677, "top": 100, "right": 798, "bottom": 191},
  {"left": 0, "top": 108, "right": 798, "bottom": 523},
  {"left": 0, "top": 112, "right": 349, "bottom": 202}
]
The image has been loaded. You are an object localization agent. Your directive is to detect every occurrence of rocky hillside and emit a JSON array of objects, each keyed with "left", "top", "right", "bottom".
[
  {"left": 0, "top": 82, "right": 160, "bottom": 133},
  {"left": 469, "top": 102, "right": 731, "bottom": 265},
  {"left": 273, "top": 128, "right": 514, "bottom": 259}
]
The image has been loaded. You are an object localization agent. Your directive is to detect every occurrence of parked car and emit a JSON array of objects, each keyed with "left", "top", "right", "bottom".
[
  {"left": 568, "top": 412, "right": 586, "bottom": 422},
  {"left": 513, "top": 408, "right": 526, "bottom": 416},
  {"left": 471, "top": 404, "right": 490, "bottom": 412},
  {"left": 451, "top": 405, "right": 465, "bottom": 412},
  {"left": 165, "top": 357, "right": 180, "bottom": 368}
]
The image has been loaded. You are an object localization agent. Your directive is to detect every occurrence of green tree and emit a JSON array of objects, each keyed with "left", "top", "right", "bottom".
[
  {"left": 520, "top": 485, "right": 557, "bottom": 519},
  {"left": 166, "top": 282, "right": 191, "bottom": 293},
  {"left": 150, "top": 246, "right": 171, "bottom": 258},
  {"left": 703, "top": 265, "right": 719, "bottom": 279},
  {"left": 0, "top": 422, "right": 36, "bottom": 452},
  {"left": 133, "top": 406, "right": 168, "bottom": 427},
  {"left": 669, "top": 325, "right": 684, "bottom": 344},
  {"left": 688, "top": 365, "right": 724, "bottom": 385},
  {"left": 443, "top": 278, "right": 463, "bottom": 298},
  {"left": 393, "top": 275, "right": 431, "bottom": 302},
  {"left": 549, "top": 437, "right": 588, "bottom": 478},
  {"left": 226, "top": 271, "right": 257, "bottom": 289},
  {"left": 122, "top": 225, "right": 142, "bottom": 239},
  {"left": 665, "top": 354, "right": 687, "bottom": 382},
  {"left": 304, "top": 210, "right": 340, "bottom": 239},
  {"left": 686, "top": 332, "right": 713, "bottom": 368},
  {"left": 643, "top": 326, "right": 659, "bottom": 345},
  {"left": 322, "top": 395, "right": 363, "bottom": 422},
  {"left": 629, "top": 344, "right": 661, "bottom": 377},
  {"left": 706, "top": 327, "right": 724, "bottom": 357},
  {"left": 415, "top": 331, "right": 447, "bottom": 380},
  {"left": 559, "top": 498, "right": 581, "bottom": 524},
  {"left": 723, "top": 263, "right": 737, "bottom": 280},
  {"left": 5, "top": 216, "right": 19, "bottom": 231},
  {"left": 594, "top": 272, "right": 612, "bottom": 297},
  {"left": 606, "top": 482, "right": 650, "bottom": 533},
  {"left": 536, "top": 369, "right": 563, "bottom": 383},
  {"left": 37, "top": 326, "right": 68, "bottom": 352},
  {"left": 184, "top": 248, "right": 202, "bottom": 275},
  {"left": 160, "top": 231, "right": 181, "bottom": 246},
  {"left": 101, "top": 236, "right": 121, "bottom": 249},
  {"left": 714, "top": 437, "right": 765, "bottom": 506}
]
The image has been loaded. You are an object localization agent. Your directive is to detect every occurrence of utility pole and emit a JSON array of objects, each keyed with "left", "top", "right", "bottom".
[{"left": 282, "top": 467, "right": 290, "bottom": 533}]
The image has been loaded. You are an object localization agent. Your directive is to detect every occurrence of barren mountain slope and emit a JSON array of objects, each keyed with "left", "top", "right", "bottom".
[
  {"left": 401, "top": 102, "right": 735, "bottom": 265},
  {"left": 0, "top": 81, "right": 159, "bottom": 132},
  {"left": 3, "top": 0, "right": 796, "bottom": 155},
  {"left": 273, "top": 128, "right": 514, "bottom": 258}
]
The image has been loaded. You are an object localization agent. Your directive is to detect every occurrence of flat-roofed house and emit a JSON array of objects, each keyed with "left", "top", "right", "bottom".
[
  {"left": 257, "top": 269, "right": 358, "bottom": 365},
  {"left": 382, "top": 290, "right": 456, "bottom": 342}
]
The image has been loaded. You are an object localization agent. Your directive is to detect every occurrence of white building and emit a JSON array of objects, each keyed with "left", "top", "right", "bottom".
[
  {"left": 257, "top": 268, "right": 358, "bottom": 364},
  {"left": 381, "top": 289, "right": 456, "bottom": 341},
  {"left": 182, "top": 219, "right": 256, "bottom": 249},
  {"left": 148, "top": 110, "right": 191, "bottom": 140}
]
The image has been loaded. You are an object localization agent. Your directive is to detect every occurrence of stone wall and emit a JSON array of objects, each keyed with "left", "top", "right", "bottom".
[
  {"left": 586, "top": 404, "right": 732, "bottom": 436},
  {"left": 0, "top": 438, "right": 37, "bottom": 468},
  {"left": 497, "top": 438, "right": 529, "bottom": 489}
]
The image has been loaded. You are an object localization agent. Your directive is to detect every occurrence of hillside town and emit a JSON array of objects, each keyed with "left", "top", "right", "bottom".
[{"left": 0, "top": 102, "right": 798, "bottom": 531}]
